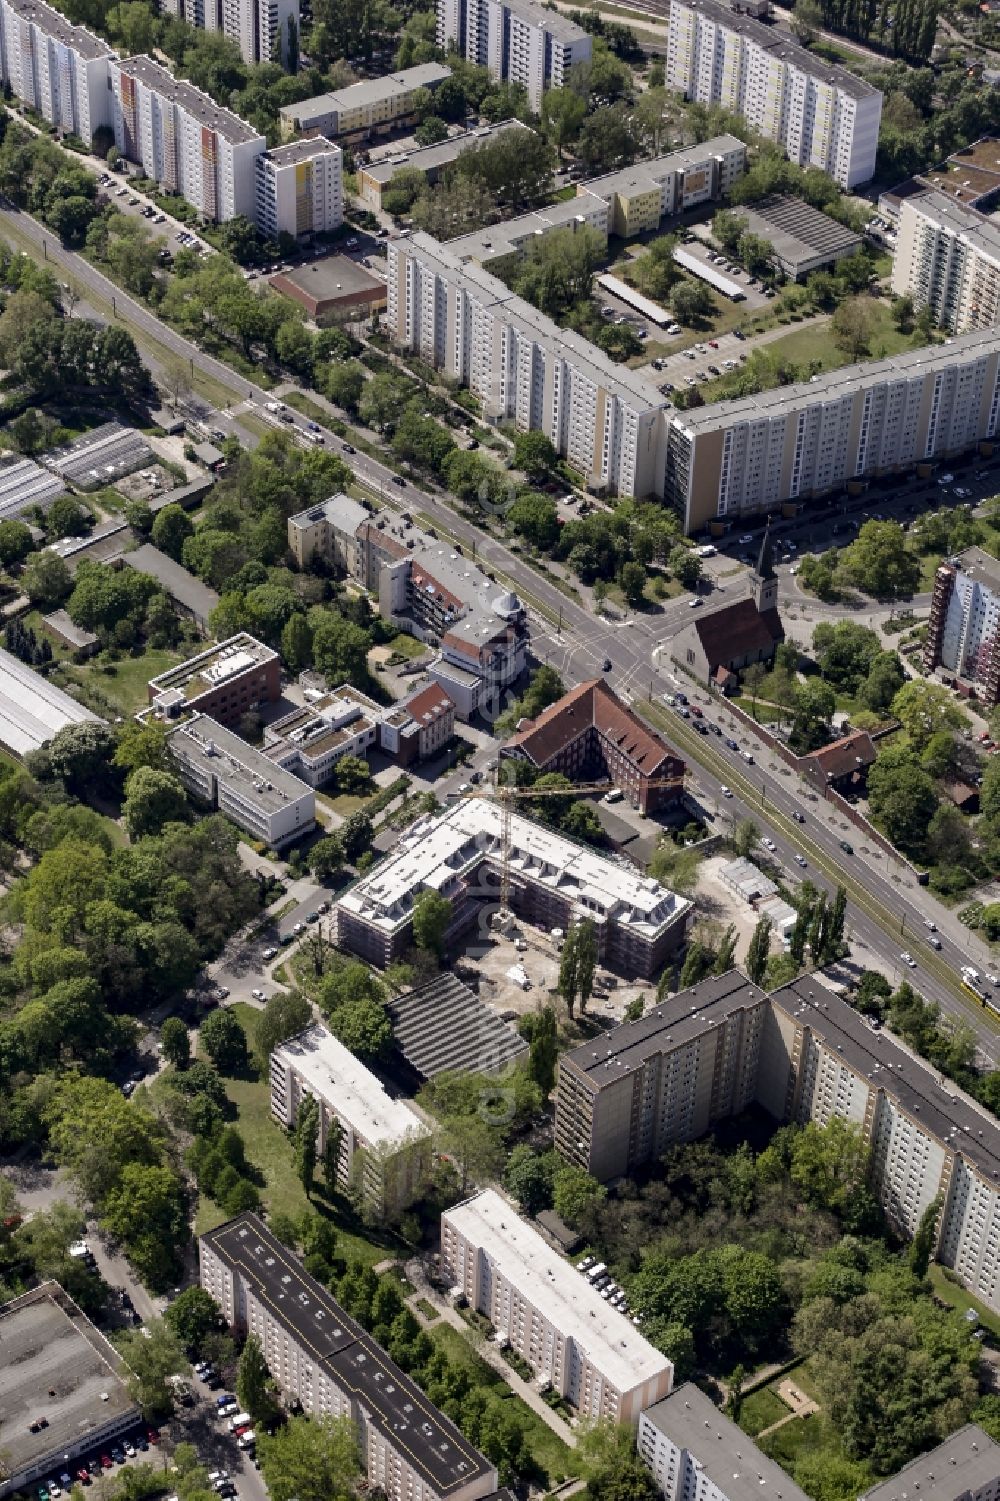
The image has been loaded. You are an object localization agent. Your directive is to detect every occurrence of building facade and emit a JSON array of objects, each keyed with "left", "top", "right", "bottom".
[
  {"left": 0, "top": 0, "right": 112, "bottom": 142},
  {"left": 436, "top": 0, "right": 590, "bottom": 112},
  {"left": 638, "top": 1384, "right": 812, "bottom": 1501},
  {"left": 147, "top": 633, "right": 281, "bottom": 729},
  {"left": 386, "top": 232, "right": 667, "bottom": 499},
  {"left": 160, "top": 0, "right": 297, "bottom": 67},
  {"left": 200, "top": 1215, "right": 498, "bottom": 1501},
  {"left": 581, "top": 136, "right": 747, "bottom": 238},
  {"left": 664, "top": 0, "right": 882, "bottom": 188},
  {"left": 555, "top": 969, "right": 1000, "bottom": 1316},
  {"left": 110, "top": 56, "right": 265, "bottom": 222},
  {"left": 333, "top": 797, "right": 692, "bottom": 972},
  {"left": 255, "top": 137, "right": 343, "bottom": 239},
  {"left": 664, "top": 329, "right": 1000, "bottom": 533},
  {"left": 441, "top": 1190, "right": 673, "bottom": 1424},
  {"left": 892, "top": 190, "right": 1000, "bottom": 334},
  {"left": 166, "top": 713, "right": 315, "bottom": 847},
  {"left": 278, "top": 62, "right": 451, "bottom": 139},
  {"left": 270, "top": 1023, "right": 429, "bottom": 1216},
  {"left": 923, "top": 546, "right": 1000, "bottom": 707},
  {"left": 502, "top": 677, "right": 685, "bottom": 813}
]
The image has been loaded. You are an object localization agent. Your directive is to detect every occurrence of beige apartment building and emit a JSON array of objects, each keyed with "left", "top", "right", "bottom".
[
  {"left": 279, "top": 62, "right": 451, "bottom": 139},
  {"left": 556, "top": 970, "right": 1000, "bottom": 1313},
  {"left": 582, "top": 136, "right": 746, "bottom": 238},
  {"left": 200, "top": 1214, "right": 498, "bottom": 1501},
  {"left": 441, "top": 1190, "right": 673, "bottom": 1424},
  {"left": 436, "top": 0, "right": 590, "bottom": 112},
  {"left": 664, "top": 329, "right": 1000, "bottom": 533},
  {"left": 892, "top": 190, "right": 1000, "bottom": 333}
]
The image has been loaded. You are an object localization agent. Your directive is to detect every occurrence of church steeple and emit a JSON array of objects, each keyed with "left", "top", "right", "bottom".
[{"left": 750, "top": 523, "right": 778, "bottom": 614}]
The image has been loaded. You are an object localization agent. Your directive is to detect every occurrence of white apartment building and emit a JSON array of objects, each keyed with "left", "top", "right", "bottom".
[
  {"left": 166, "top": 713, "right": 315, "bottom": 847},
  {"left": 664, "top": 328, "right": 1000, "bottom": 533},
  {"left": 387, "top": 232, "right": 668, "bottom": 499},
  {"left": 255, "top": 137, "right": 343, "bottom": 240},
  {"left": 200, "top": 1215, "right": 498, "bottom": 1501},
  {"left": 664, "top": 0, "right": 881, "bottom": 188},
  {"left": 333, "top": 797, "right": 692, "bottom": 973},
  {"left": 924, "top": 546, "right": 1000, "bottom": 707},
  {"left": 264, "top": 684, "right": 387, "bottom": 787},
  {"left": 110, "top": 56, "right": 265, "bottom": 223},
  {"left": 270, "top": 1023, "right": 429, "bottom": 1217},
  {"left": 441, "top": 1190, "right": 673, "bottom": 1424},
  {"left": 0, "top": 0, "right": 113, "bottom": 142},
  {"left": 159, "top": 0, "right": 297, "bottom": 68},
  {"left": 892, "top": 190, "right": 1000, "bottom": 333},
  {"left": 638, "top": 1384, "right": 812, "bottom": 1501},
  {"left": 861, "top": 1427, "right": 1000, "bottom": 1501},
  {"left": 557, "top": 971, "right": 1000, "bottom": 1316},
  {"left": 437, "top": 0, "right": 590, "bottom": 112}
]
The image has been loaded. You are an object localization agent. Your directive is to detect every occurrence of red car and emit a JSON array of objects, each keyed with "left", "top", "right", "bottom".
[
  {"left": 708, "top": 339, "right": 719, "bottom": 348},
  {"left": 690, "top": 705, "right": 703, "bottom": 718},
  {"left": 100, "top": 1458, "right": 112, "bottom": 1471},
  {"left": 233, "top": 1425, "right": 251, "bottom": 1438},
  {"left": 146, "top": 1430, "right": 160, "bottom": 1446},
  {"left": 76, "top": 1471, "right": 90, "bottom": 1486}
]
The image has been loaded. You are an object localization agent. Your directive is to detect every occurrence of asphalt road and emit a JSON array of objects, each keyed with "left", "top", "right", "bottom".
[{"left": 4, "top": 199, "right": 997, "bottom": 1050}]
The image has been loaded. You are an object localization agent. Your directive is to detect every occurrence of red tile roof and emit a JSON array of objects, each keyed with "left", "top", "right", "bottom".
[
  {"left": 692, "top": 601, "right": 784, "bottom": 670},
  {"left": 806, "top": 729, "right": 876, "bottom": 780},
  {"left": 403, "top": 682, "right": 456, "bottom": 725},
  {"left": 505, "top": 678, "right": 681, "bottom": 778}
]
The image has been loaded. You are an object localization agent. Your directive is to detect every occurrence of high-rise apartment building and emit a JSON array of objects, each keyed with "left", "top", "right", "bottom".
[
  {"left": 860, "top": 1427, "right": 1000, "bottom": 1501},
  {"left": 0, "top": 0, "right": 113, "bottom": 143},
  {"left": 555, "top": 970, "right": 1000, "bottom": 1315},
  {"left": 664, "top": 0, "right": 881, "bottom": 188},
  {"left": 892, "top": 190, "right": 1000, "bottom": 334},
  {"left": 441, "top": 1190, "right": 674, "bottom": 1424},
  {"left": 664, "top": 329, "right": 1000, "bottom": 533},
  {"left": 924, "top": 546, "right": 1000, "bottom": 707},
  {"left": 437, "top": 0, "right": 591, "bottom": 112},
  {"left": 638, "top": 1383, "right": 813, "bottom": 1501},
  {"left": 387, "top": 232, "right": 668, "bottom": 499},
  {"left": 200, "top": 1214, "right": 499, "bottom": 1501},
  {"left": 110, "top": 56, "right": 265, "bottom": 222},
  {"left": 159, "top": 0, "right": 297, "bottom": 68},
  {"left": 255, "top": 137, "right": 343, "bottom": 239},
  {"left": 270, "top": 1024, "right": 430, "bottom": 1217}
]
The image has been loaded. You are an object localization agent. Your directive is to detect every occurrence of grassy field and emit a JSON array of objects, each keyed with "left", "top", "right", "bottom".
[
  {"left": 740, "top": 1387, "right": 790, "bottom": 1436},
  {"left": 427, "top": 1324, "right": 580, "bottom": 1487},
  {"left": 928, "top": 1263, "right": 1000, "bottom": 1339},
  {"left": 57, "top": 645, "right": 193, "bottom": 716},
  {"left": 384, "top": 631, "right": 427, "bottom": 660}
]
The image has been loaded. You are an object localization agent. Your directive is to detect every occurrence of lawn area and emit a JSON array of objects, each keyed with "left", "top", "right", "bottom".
[
  {"left": 384, "top": 631, "right": 427, "bottom": 660},
  {"left": 740, "top": 1386, "right": 790, "bottom": 1437},
  {"left": 193, "top": 1004, "right": 397, "bottom": 1265},
  {"left": 730, "top": 694, "right": 787, "bottom": 725},
  {"left": 324, "top": 790, "right": 372, "bottom": 816},
  {"left": 55, "top": 644, "right": 196, "bottom": 717},
  {"left": 928, "top": 1263, "right": 1000, "bottom": 1339},
  {"left": 427, "top": 1323, "right": 580, "bottom": 1487}
]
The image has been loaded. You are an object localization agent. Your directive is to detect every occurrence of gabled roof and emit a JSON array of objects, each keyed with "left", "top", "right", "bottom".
[
  {"left": 805, "top": 729, "right": 876, "bottom": 780},
  {"left": 505, "top": 678, "right": 680, "bottom": 776},
  {"left": 691, "top": 600, "right": 784, "bottom": 670}
]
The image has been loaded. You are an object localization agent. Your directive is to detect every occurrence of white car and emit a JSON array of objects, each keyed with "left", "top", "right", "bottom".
[
  {"left": 924, "top": 919, "right": 937, "bottom": 931},
  {"left": 761, "top": 837, "right": 777, "bottom": 852},
  {"left": 251, "top": 988, "right": 266, "bottom": 1001},
  {"left": 900, "top": 951, "right": 917, "bottom": 968},
  {"left": 123, "top": 1443, "right": 136, "bottom": 1459},
  {"left": 795, "top": 855, "right": 807, "bottom": 867},
  {"left": 720, "top": 786, "right": 733, "bottom": 798},
  {"left": 262, "top": 946, "right": 278, "bottom": 960}
]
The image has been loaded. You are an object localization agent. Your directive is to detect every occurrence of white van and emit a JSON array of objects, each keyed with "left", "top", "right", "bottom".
[{"left": 237, "top": 1431, "right": 256, "bottom": 1450}]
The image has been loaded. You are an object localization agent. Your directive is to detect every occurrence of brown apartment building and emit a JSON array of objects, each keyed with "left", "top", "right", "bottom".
[
  {"left": 147, "top": 633, "right": 281, "bottom": 729},
  {"left": 502, "top": 678, "right": 685, "bottom": 813}
]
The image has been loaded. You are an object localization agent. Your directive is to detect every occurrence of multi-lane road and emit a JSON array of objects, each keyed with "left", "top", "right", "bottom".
[{"left": 4, "top": 197, "right": 997, "bottom": 1050}]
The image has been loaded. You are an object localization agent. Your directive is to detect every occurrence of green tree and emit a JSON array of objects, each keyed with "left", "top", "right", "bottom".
[
  {"left": 0, "top": 518, "right": 33, "bottom": 566},
  {"left": 295, "top": 1091, "right": 320, "bottom": 1196},
  {"left": 114, "top": 720, "right": 169, "bottom": 777},
  {"left": 734, "top": 818, "right": 759, "bottom": 857},
  {"left": 199, "top": 1008, "right": 249, "bottom": 1074},
  {"left": 575, "top": 918, "right": 598, "bottom": 1013},
  {"left": 512, "top": 429, "right": 558, "bottom": 479},
  {"left": 620, "top": 560, "right": 647, "bottom": 606},
  {"left": 552, "top": 1162, "right": 606, "bottom": 1227},
  {"left": 579, "top": 1422, "right": 660, "bottom": 1501},
  {"left": 412, "top": 888, "right": 451, "bottom": 960},
  {"left": 151, "top": 503, "right": 194, "bottom": 562},
  {"left": 745, "top": 915, "right": 772, "bottom": 986},
  {"left": 258, "top": 1414, "right": 360, "bottom": 1501},
  {"left": 165, "top": 1287, "right": 221, "bottom": 1355},
  {"left": 237, "top": 1333, "right": 280, "bottom": 1425},
  {"left": 526, "top": 1004, "right": 558, "bottom": 1096},
  {"left": 256, "top": 990, "right": 312, "bottom": 1060},
  {"left": 23, "top": 548, "right": 71, "bottom": 608},
  {"left": 504, "top": 1142, "right": 557, "bottom": 1214},
  {"left": 508, "top": 491, "right": 559, "bottom": 550},
  {"left": 830, "top": 296, "right": 879, "bottom": 360},
  {"left": 102, "top": 1161, "right": 187, "bottom": 1288},
  {"left": 160, "top": 1016, "right": 190, "bottom": 1070},
  {"left": 840, "top": 520, "right": 921, "bottom": 599},
  {"left": 122, "top": 767, "right": 189, "bottom": 840},
  {"left": 909, "top": 1194, "right": 942, "bottom": 1278},
  {"left": 281, "top": 612, "right": 313, "bottom": 672},
  {"left": 116, "top": 1317, "right": 188, "bottom": 1418},
  {"left": 890, "top": 680, "right": 968, "bottom": 750},
  {"left": 867, "top": 751, "right": 939, "bottom": 854}
]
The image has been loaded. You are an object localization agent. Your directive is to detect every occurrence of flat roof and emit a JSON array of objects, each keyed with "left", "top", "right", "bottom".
[
  {"left": 168, "top": 714, "right": 313, "bottom": 815},
  {"left": 951, "top": 545, "right": 1000, "bottom": 592},
  {"left": 337, "top": 796, "right": 691, "bottom": 938},
  {"left": 0, "top": 453, "right": 64, "bottom": 519},
  {"left": 672, "top": 326, "right": 1000, "bottom": 436},
  {"left": 0, "top": 1285, "right": 138, "bottom": 1486},
  {"left": 672, "top": 245, "right": 744, "bottom": 297},
  {"left": 733, "top": 194, "right": 862, "bottom": 270},
  {"left": 446, "top": 194, "right": 608, "bottom": 266},
  {"left": 861, "top": 1426, "right": 1000, "bottom": 1501},
  {"left": 641, "top": 1384, "right": 811, "bottom": 1501},
  {"left": 124, "top": 544, "right": 220, "bottom": 622},
  {"left": 671, "top": 0, "right": 877, "bottom": 98},
  {"left": 3, "top": 0, "right": 111, "bottom": 58},
  {"left": 148, "top": 632, "right": 277, "bottom": 699},
  {"left": 275, "top": 255, "right": 384, "bottom": 300},
  {"left": 445, "top": 1190, "right": 672, "bottom": 1393},
  {"left": 561, "top": 969, "right": 763, "bottom": 1090},
  {"left": 902, "top": 188, "right": 1000, "bottom": 265},
  {"left": 501, "top": 0, "right": 588, "bottom": 41},
  {"left": 362, "top": 121, "right": 526, "bottom": 184},
  {"left": 201, "top": 1214, "right": 494, "bottom": 1497},
  {"left": 265, "top": 137, "right": 343, "bottom": 166},
  {"left": 273, "top": 1023, "right": 429, "bottom": 1149},
  {"left": 42, "top": 422, "right": 154, "bottom": 489},
  {"left": 283, "top": 63, "right": 451, "bottom": 125},
  {"left": 597, "top": 273, "right": 671, "bottom": 324},
  {"left": 387, "top": 972, "right": 528, "bottom": 1079},
  {"left": 288, "top": 491, "right": 370, "bottom": 537},
  {"left": 0, "top": 648, "right": 101, "bottom": 757},
  {"left": 583, "top": 136, "right": 745, "bottom": 201},
  {"left": 115, "top": 57, "right": 264, "bottom": 147}
]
